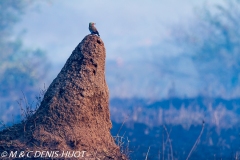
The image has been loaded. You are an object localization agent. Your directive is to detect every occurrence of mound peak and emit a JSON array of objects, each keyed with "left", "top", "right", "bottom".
[{"left": 0, "top": 35, "right": 126, "bottom": 159}]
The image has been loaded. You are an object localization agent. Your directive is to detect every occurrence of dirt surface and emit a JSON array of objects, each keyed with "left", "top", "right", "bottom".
[{"left": 0, "top": 35, "right": 126, "bottom": 159}]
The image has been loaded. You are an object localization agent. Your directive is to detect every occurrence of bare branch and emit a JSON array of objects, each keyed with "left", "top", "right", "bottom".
[{"left": 186, "top": 120, "right": 205, "bottom": 160}]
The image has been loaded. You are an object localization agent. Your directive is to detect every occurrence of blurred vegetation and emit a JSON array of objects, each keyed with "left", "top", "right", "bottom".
[
  {"left": 0, "top": 0, "right": 49, "bottom": 122},
  {"left": 173, "top": 0, "right": 240, "bottom": 98}
]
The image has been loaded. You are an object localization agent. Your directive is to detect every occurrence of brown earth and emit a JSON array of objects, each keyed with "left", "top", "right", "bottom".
[{"left": 0, "top": 35, "right": 126, "bottom": 160}]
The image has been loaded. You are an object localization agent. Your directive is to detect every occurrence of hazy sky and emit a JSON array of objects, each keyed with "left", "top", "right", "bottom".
[
  {"left": 15, "top": 0, "right": 220, "bottom": 63},
  {"left": 14, "top": 0, "right": 225, "bottom": 99}
]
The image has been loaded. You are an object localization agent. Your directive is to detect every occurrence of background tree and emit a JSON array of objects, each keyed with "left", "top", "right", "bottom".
[
  {"left": 172, "top": 0, "right": 240, "bottom": 98},
  {"left": 0, "top": 0, "right": 49, "bottom": 124}
]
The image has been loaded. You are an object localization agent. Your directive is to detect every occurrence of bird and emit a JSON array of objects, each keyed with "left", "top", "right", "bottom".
[{"left": 89, "top": 22, "right": 100, "bottom": 36}]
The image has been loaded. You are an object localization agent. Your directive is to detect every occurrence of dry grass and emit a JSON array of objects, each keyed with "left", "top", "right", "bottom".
[
  {"left": 18, "top": 86, "right": 46, "bottom": 122},
  {"left": 113, "top": 117, "right": 131, "bottom": 159},
  {"left": 143, "top": 121, "right": 205, "bottom": 160}
]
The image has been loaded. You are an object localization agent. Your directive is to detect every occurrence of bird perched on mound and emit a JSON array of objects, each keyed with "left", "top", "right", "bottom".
[{"left": 89, "top": 22, "right": 100, "bottom": 36}]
